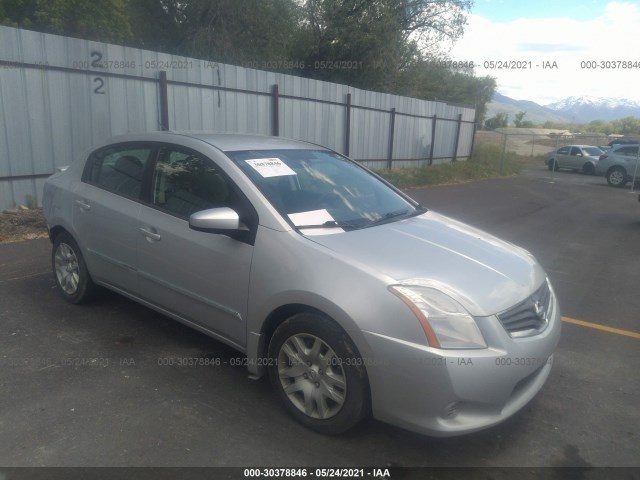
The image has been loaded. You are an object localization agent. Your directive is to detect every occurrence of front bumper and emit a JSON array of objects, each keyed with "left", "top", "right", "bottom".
[{"left": 362, "top": 288, "right": 561, "bottom": 436}]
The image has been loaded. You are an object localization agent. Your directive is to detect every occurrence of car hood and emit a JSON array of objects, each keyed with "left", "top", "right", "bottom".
[{"left": 309, "top": 211, "right": 546, "bottom": 317}]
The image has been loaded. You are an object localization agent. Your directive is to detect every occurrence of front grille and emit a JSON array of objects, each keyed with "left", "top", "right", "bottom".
[{"left": 498, "top": 280, "right": 552, "bottom": 338}]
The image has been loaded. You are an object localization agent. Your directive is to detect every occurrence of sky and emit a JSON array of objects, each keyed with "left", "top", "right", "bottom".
[{"left": 448, "top": 0, "right": 640, "bottom": 105}]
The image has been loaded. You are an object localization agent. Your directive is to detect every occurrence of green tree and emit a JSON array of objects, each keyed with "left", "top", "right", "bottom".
[
  {"left": 396, "top": 60, "right": 495, "bottom": 123},
  {"left": 611, "top": 116, "right": 640, "bottom": 135},
  {"left": 289, "top": 0, "right": 411, "bottom": 88},
  {"left": 513, "top": 111, "right": 534, "bottom": 128},
  {"left": 126, "top": 0, "right": 188, "bottom": 52},
  {"left": 176, "top": 0, "right": 300, "bottom": 64},
  {"left": 485, "top": 112, "right": 508, "bottom": 130},
  {"left": 0, "top": 0, "right": 132, "bottom": 42},
  {"left": 514, "top": 111, "right": 526, "bottom": 127},
  {"left": 583, "top": 119, "right": 613, "bottom": 135},
  {"left": 289, "top": 0, "right": 473, "bottom": 89}
]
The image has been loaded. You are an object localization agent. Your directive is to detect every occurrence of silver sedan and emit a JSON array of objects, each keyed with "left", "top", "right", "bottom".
[
  {"left": 545, "top": 145, "right": 603, "bottom": 174},
  {"left": 43, "top": 132, "right": 560, "bottom": 436}
]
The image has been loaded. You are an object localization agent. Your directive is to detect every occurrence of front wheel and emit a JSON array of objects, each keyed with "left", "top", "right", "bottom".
[
  {"left": 268, "top": 312, "right": 370, "bottom": 435},
  {"left": 548, "top": 159, "right": 559, "bottom": 171},
  {"left": 52, "top": 232, "right": 98, "bottom": 303},
  {"left": 606, "top": 167, "right": 627, "bottom": 187}
]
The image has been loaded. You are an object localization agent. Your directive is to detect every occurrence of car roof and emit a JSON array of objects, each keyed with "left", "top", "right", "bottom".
[
  {"left": 104, "top": 131, "right": 325, "bottom": 152},
  {"left": 558, "top": 145, "right": 602, "bottom": 149},
  {"left": 611, "top": 144, "right": 639, "bottom": 152}
]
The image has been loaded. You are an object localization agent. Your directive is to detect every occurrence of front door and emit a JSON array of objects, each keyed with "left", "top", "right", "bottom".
[
  {"left": 555, "top": 146, "right": 570, "bottom": 168},
  {"left": 568, "top": 146, "right": 583, "bottom": 169},
  {"left": 136, "top": 145, "right": 254, "bottom": 347}
]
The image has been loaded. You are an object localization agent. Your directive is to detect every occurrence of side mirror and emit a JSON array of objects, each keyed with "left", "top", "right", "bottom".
[
  {"left": 189, "top": 207, "right": 240, "bottom": 232},
  {"left": 576, "top": 153, "right": 583, "bottom": 157}
]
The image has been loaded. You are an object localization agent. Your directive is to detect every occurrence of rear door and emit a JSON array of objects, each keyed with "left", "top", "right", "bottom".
[
  {"left": 72, "top": 143, "right": 154, "bottom": 294},
  {"left": 617, "top": 146, "right": 640, "bottom": 179},
  {"left": 555, "top": 146, "right": 570, "bottom": 168},
  {"left": 136, "top": 144, "right": 256, "bottom": 347}
]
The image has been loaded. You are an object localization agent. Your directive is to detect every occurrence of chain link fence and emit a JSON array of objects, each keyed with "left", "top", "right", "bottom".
[
  {"left": 475, "top": 129, "right": 610, "bottom": 169},
  {"left": 473, "top": 129, "right": 639, "bottom": 191}
]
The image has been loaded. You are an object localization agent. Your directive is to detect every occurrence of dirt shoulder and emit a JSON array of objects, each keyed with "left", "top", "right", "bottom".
[{"left": 0, "top": 208, "right": 48, "bottom": 244}]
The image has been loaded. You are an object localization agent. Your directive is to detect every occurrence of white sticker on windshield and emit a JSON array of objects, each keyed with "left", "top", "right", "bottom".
[
  {"left": 245, "top": 158, "right": 296, "bottom": 178},
  {"left": 288, "top": 209, "right": 344, "bottom": 236}
]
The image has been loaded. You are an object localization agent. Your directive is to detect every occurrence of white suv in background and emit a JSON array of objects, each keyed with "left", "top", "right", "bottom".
[{"left": 595, "top": 144, "right": 640, "bottom": 187}]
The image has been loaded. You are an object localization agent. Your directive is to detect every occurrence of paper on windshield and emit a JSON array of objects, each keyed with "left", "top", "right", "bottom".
[
  {"left": 245, "top": 158, "right": 296, "bottom": 178},
  {"left": 288, "top": 209, "right": 344, "bottom": 236}
]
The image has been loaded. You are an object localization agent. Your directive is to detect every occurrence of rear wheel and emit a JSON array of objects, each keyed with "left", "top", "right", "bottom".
[
  {"left": 606, "top": 167, "right": 627, "bottom": 187},
  {"left": 52, "top": 232, "right": 98, "bottom": 303},
  {"left": 268, "top": 312, "right": 370, "bottom": 435},
  {"left": 582, "top": 162, "right": 595, "bottom": 175}
]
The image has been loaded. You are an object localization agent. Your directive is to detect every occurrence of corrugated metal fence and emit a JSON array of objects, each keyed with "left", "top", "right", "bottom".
[{"left": 0, "top": 25, "right": 476, "bottom": 209}]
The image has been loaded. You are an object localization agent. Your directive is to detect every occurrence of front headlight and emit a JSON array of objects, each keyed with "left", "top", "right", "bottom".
[{"left": 389, "top": 285, "right": 487, "bottom": 349}]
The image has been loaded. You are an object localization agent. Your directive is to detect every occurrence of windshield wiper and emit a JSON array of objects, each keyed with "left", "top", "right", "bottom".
[
  {"left": 294, "top": 219, "right": 362, "bottom": 230},
  {"left": 368, "top": 208, "right": 412, "bottom": 227},
  {"left": 295, "top": 207, "right": 424, "bottom": 231}
]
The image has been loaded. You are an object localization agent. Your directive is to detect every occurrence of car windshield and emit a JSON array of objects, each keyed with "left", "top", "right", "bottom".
[
  {"left": 226, "top": 149, "right": 422, "bottom": 231},
  {"left": 582, "top": 147, "right": 602, "bottom": 156}
]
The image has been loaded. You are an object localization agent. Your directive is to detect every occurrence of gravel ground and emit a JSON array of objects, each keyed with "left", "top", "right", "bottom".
[{"left": 0, "top": 207, "right": 48, "bottom": 243}]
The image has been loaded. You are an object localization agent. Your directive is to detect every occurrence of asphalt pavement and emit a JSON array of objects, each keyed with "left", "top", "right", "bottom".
[{"left": 0, "top": 166, "right": 638, "bottom": 468}]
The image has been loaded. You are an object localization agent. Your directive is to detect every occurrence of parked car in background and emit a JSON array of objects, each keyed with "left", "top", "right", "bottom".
[
  {"left": 43, "top": 132, "right": 560, "bottom": 437},
  {"left": 607, "top": 139, "right": 639, "bottom": 148},
  {"left": 545, "top": 145, "right": 603, "bottom": 174},
  {"left": 595, "top": 144, "right": 640, "bottom": 187}
]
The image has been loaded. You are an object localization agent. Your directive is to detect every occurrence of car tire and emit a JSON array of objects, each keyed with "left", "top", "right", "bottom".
[
  {"left": 52, "top": 232, "right": 98, "bottom": 304},
  {"left": 606, "top": 166, "right": 627, "bottom": 187},
  {"left": 267, "top": 312, "right": 370, "bottom": 435},
  {"left": 549, "top": 159, "right": 559, "bottom": 171},
  {"left": 582, "top": 162, "right": 595, "bottom": 175}
]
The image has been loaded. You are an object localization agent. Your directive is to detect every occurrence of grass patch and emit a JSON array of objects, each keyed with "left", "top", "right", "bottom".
[{"left": 375, "top": 143, "right": 521, "bottom": 189}]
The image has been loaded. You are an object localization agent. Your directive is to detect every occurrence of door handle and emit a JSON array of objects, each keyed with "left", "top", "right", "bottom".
[
  {"left": 139, "top": 227, "right": 161, "bottom": 242},
  {"left": 75, "top": 199, "right": 91, "bottom": 211}
]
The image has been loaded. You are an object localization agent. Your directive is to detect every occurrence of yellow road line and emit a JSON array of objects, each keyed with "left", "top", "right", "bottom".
[{"left": 561, "top": 316, "right": 640, "bottom": 339}]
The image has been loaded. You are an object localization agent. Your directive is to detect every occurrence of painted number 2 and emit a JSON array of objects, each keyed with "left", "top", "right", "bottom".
[
  {"left": 91, "top": 50, "right": 105, "bottom": 94},
  {"left": 93, "top": 77, "right": 105, "bottom": 94}
]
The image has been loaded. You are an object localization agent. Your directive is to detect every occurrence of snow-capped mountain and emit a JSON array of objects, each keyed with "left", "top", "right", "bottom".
[
  {"left": 486, "top": 93, "right": 568, "bottom": 125},
  {"left": 486, "top": 93, "right": 640, "bottom": 125},
  {"left": 544, "top": 96, "right": 640, "bottom": 123}
]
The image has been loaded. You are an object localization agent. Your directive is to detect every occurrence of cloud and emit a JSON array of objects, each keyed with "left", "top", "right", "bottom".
[
  {"left": 515, "top": 44, "right": 587, "bottom": 53},
  {"left": 450, "top": 2, "right": 640, "bottom": 104}
]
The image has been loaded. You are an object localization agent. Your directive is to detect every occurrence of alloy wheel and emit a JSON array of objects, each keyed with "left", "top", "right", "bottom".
[
  {"left": 54, "top": 243, "right": 80, "bottom": 295},
  {"left": 277, "top": 333, "right": 347, "bottom": 419},
  {"left": 608, "top": 169, "right": 625, "bottom": 186}
]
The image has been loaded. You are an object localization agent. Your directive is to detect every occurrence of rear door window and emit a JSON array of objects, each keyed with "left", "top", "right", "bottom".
[
  {"left": 616, "top": 146, "right": 638, "bottom": 156},
  {"left": 83, "top": 144, "right": 153, "bottom": 199}
]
